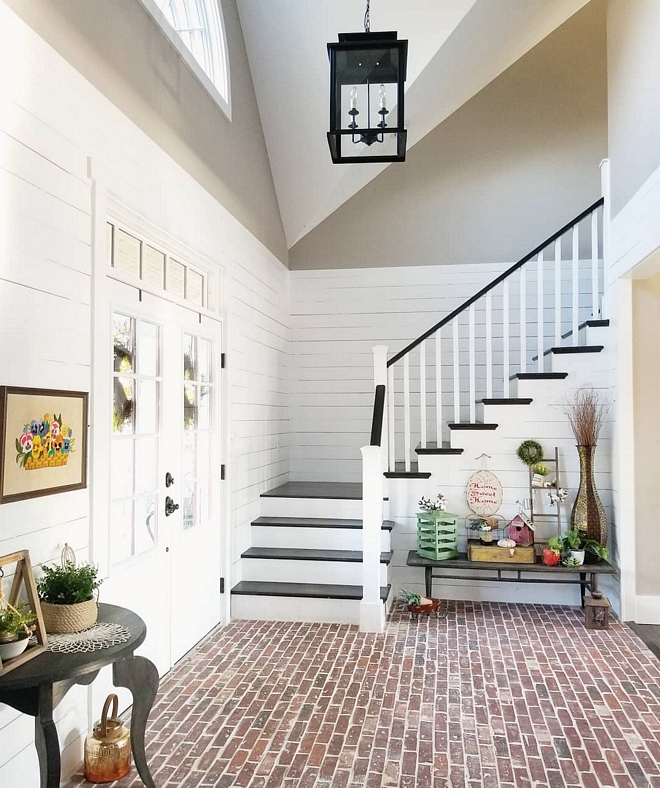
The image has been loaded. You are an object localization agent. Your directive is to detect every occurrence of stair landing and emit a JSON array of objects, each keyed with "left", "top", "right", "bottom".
[{"left": 261, "top": 481, "right": 364, "bottom": 500}]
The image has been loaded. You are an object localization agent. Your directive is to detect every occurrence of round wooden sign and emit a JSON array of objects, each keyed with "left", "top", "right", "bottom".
[{"left": 466, "top": 470, "right": 503, "bottom": 516}]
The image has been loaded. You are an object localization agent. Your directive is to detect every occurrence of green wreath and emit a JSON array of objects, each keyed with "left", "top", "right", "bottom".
[{"left": 517, "top": 439, "right": 543, "bottom": 466}]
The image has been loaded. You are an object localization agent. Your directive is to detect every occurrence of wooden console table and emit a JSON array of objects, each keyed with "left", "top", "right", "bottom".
[
  {"left": 406, "top": 550, "right": 618, "bottom": 606},
  {"left": 0, "top": 604, "right": 158, "bottom": 788}
]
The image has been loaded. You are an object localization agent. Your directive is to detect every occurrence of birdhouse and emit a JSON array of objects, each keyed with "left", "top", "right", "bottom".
[{"left": 508, "top": 512, "right": 535, "bottom": 547}]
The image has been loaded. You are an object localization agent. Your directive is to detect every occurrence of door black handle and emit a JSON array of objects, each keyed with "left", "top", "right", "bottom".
[
  {"left": 165, "top": 496, "right": 179, "bottom": 516},
  {"left": 165, "top": 472, "right": 175, "bottom": 488}
]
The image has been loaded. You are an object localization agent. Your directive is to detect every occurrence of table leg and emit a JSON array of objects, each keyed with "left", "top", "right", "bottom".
[
  {"left": 580, "top": 572, "right": 587, "bottom": 608},
  {"left": 591, "top": 573, "right": 599, "bottom": 595},
  {"left": 35, "top": 685, "right": 60, "bottom": 788},
  {"left": 113, "top": 655, "right": 159, "bottom": 788},
  {"left": 425, "top": 567, "right": 432, "bottom": 598}
]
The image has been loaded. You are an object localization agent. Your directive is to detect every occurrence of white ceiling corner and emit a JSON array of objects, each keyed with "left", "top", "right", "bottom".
[{"left": 237, "top": 0, "right": 593, "bottom": 250}]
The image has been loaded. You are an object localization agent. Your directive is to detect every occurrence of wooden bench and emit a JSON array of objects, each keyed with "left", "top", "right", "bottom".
[{"left": 406, "top": 550, "right": 617, "bottom": 607}]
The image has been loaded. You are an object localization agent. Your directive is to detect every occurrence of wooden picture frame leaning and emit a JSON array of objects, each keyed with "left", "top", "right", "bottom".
[
  {"left": 0, "top": 550, "right": 48, "bottom": 676},
  {"left": 0, "top": 386, "right": 88, "bottom": 504}
]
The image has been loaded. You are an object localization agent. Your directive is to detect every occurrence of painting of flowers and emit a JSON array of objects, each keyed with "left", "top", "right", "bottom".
[{"left": 0, "top": 387, "right": 88, "bottom": 503}]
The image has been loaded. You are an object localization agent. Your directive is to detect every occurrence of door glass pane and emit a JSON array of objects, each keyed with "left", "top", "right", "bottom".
[
  {"left": 182, "top": 474, "right": 195, "bottom": 531},
  {"left": 198, "top": 386, "right": 211, "bottom": 429},
  {"left": 114, "top": 314, "right": 135, "bottom": 373},
  {"left": 111, "top": 499, "right": 133, "bottom": 565},
  {"left": 139, "top": 321, "right": 159, "bottom": 377},
  {"left": 183, "top": 383, "right": 197, "bottom": 430},
  {"left": 111, "top": 440, "right": 134, "bottom": 498},
  {"left": 197, "top": 431, "right": 210, "bottom": 478},
  {"left": 114, "top": 377, "right": 135, "bottom": 434},
  {"left": 137, "top": 380, "right": 159, "bottom": 434},
  {"left": 198, "top": 338, "right": 211, "bottom": 383},
  {"left": 183, "top": 334, "right": 196, "bottom": 381},
  {"left": 135, "top": 437, "right": 157, "bottom": 495}
]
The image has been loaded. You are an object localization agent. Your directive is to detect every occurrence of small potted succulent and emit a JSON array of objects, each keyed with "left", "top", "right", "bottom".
[
  {"left": 0, "top": 603, "right": 36, "bottom": 661},
  {"left": 37, "top": 547, "right": 102, "bottom": 634},
  {"left": 547, "top": 530, "right": 608, "bottom": 567}
]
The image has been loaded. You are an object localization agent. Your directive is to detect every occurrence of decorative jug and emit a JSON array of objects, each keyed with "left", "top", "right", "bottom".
[{"left": 84, "top": 694, "right": 131, "bottom": 783}]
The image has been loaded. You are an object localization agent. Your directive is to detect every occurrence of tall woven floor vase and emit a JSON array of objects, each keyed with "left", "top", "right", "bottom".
[{"left": 572, "top": 445, "right": 607, "bottom": 546}]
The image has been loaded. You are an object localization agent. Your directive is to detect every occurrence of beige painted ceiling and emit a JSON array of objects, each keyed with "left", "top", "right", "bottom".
[{"left": 237, "top": 0, "right": 592, "bottom": 249}]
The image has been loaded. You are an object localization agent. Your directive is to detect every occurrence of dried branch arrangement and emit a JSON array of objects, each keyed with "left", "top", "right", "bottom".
[{"left": 561, "top": 387, "right": 609, "bottom": 446}]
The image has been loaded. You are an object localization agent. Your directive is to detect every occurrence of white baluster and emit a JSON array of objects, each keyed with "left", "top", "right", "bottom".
[
  {"left": 387, "top": 365, "right": 395, "bottom": 472},
  {"left": 572, "top": 224, "right": 579, "bottom": 346},
  {"left": 485, "top": 291, "right": 493, "bottom": 399},
  {"left": 502, "top": 280, "right": 510, "bottom": 397},
  {"left": 520, "top": 266, "right": 527, "bottom": 373},
  {"left": 554, "top": 238, "right": 562, "bottom": 346},
  {"left": 403, "top": 354, "right": 411, "bottom": 471},
  {"left": 435, "top": 330, "right": 442, "bottom": 447},
  {"left": 452, "top": 319, "right": 460, "bottom": 422},
  {"left": 419, "top": 341, "right": 427, "bottom": 449},
  {"left": 468, "top": 304, "right": 476, "bottom": 423},
  {"left": 591, "top": 209, "right": 599, "bottom": 318},
  {"left": 537, "top": 252, "right": 544, "bottom": 372}
]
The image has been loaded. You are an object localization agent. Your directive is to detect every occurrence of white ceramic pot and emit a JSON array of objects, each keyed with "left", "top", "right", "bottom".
[
  {"left": 0, "top": 632, "right": 29, "bottom": 661},
  {"left": 570, "top": 549, "right": 585, "bottom": 566}
]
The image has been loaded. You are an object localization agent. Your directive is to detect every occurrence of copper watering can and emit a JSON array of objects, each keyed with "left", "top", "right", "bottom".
[{"left": 84, "top": 694, "right": 132, "bottom": 783}]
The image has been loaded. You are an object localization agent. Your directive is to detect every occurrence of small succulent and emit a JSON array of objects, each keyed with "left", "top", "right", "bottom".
[
  {"left": 562, "top": 555, "right": 582, "bottom": 568},
  {"left": 396, "top": 589, "right": 422, "bottom": 607}
]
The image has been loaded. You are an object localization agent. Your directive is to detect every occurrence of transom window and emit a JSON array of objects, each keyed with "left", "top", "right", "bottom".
[{"left": 143, "top": 0, "right": 231, "bottom": 117}]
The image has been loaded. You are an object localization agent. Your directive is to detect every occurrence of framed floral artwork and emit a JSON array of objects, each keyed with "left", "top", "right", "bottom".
[{"left": 0, "top": 387, "right": 88, "bottom": 503}]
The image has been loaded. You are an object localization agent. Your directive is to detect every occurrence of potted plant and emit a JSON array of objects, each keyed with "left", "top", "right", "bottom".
[
  {"left": 37, "top": 553, "right": 102, "bottom": 634},
  {"left": 548, "top": 530, "right": 608, "bottom": 567},
  {"left": 0, "top": 603, "right": 36, "bottom": 661},
  {"left": 396, "top": 589, "right": 440, "bottom": 619}
]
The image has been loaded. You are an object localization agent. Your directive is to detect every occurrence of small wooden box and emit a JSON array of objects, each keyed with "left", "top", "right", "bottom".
[
  {"left": 417, "top": 511, "right": 459, "bottom": 561},
  {"left": 468, "top": 543, "right": 536, "bottom": 564}
]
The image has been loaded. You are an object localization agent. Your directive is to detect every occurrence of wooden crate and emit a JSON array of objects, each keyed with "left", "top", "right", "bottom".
[
  {"left": 417, "top": 511, "right": 458, "bottom": 561},
  {"left": 468, "top": 543, "right": 536, "bottom": 564}
]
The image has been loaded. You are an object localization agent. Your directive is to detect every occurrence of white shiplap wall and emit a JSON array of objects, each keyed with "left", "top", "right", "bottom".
[
  {"left": 0, "top": 3, "right": 289, "bottom": 783},
  {"left": 290, "top": 262, "right": 601, "bottom": 481}
]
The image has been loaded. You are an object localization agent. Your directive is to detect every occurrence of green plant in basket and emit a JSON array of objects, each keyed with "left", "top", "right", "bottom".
[{"left": 37, "top": 561, "right": 102, "bottom": 605}]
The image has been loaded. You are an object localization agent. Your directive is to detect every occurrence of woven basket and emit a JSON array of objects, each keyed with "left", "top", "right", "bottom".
[{"left": 41, "top": 598, "right": 98, "bottom": 634}]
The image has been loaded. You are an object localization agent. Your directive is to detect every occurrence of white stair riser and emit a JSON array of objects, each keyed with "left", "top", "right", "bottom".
[
  {"left": 550, "top": 355, "right": 609, "bottom": 385},
  {"left": 260, "top": 496, "right": 363, "bottom": 519},
  {"left": 231, "top": 594, "right": 366, "bottom": 624},
  {"left": 251, "top": 526, "right": 391, "bottom": 552},
  {"left": 241, "top": 558, "right": 388, "bottom": 585},
  {"left": 581, "top": 325, "right": 608, "bottom": 346}
]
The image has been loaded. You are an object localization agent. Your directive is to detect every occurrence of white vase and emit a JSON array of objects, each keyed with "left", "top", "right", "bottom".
[{"left": 570, "top": 549, "right": 585, "bottom": 566}]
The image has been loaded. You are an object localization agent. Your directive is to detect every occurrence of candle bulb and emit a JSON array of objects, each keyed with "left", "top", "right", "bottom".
[
  {"left": 379, "top": 83, "right": 387, "bottom": 110},
  {"left": 350, "top": 86, "right": 358, "bottom": 111}
]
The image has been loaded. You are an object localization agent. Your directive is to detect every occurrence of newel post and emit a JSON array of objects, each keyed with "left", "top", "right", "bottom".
[
  {"left": 372, "top": 345, "right": 389, "bottom": 474},
  {"left": 360, "top": 445, "right": 386, "bottom": 633}
]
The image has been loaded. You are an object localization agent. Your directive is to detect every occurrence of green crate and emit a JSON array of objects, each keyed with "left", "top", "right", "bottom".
[{"left": 416, "top": 511, "right": 459, "bottom": 561}]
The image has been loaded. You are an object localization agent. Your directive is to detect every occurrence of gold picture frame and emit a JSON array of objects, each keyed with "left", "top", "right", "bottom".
[{"left": 0, "top": 387, "right": 88, "bottom": 504}]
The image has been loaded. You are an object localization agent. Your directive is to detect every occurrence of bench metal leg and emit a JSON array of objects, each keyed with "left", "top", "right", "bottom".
[{"left": 425, "top": 567, "right": 432, "bottom": 598}]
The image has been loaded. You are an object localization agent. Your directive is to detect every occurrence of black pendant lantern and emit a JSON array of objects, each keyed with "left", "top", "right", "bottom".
[{"left": 327, "top": 1, "right": 408, "bottom": 164}]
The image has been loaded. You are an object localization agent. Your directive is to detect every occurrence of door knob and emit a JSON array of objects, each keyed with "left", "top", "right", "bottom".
[
  {"left": 165, "top": 472, "right": 175, "bottom": 488},
  {"left": 165, "top": 496, "right": 179, "bottom": 516}
]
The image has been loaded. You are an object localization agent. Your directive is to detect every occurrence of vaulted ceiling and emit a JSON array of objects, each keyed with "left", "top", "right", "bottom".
[{"left": 237, "top": 0, "right": 593, "bottom": 249}]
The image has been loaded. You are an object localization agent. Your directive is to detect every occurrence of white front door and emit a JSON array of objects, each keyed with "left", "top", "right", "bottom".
[{"left": 106, "top": 281, "right": 223, "bottom": 675}]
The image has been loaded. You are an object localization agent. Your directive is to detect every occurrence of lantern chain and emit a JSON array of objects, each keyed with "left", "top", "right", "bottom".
[{"left": 364, "top": 0, "right": 370, "bottom": 33}]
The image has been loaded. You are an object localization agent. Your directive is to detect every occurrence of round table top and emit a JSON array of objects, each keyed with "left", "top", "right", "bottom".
[{"left": 0, "top": 604, "right": 146, "bottom": 692}]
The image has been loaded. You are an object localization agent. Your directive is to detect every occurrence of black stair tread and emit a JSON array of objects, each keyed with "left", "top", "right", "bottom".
[
  {"left": 384, "top": 462, "right": 431, "bottom": 479},
  {"left": 231, "top": 581, "right": 391, "bottom": 602},
  {"left": 261, "top": 481, "right": 364, "bottom": 500},
  {"left": 415, "top": 442, "right": 463, "bottom": 455},
  {"left": 242, "top": 547, "right": 393, "bottom": 564},
  {"left": 448, "top": 423, "right": 498, "bottom": 430},
  {"left": 511, "top": 372, "right": 569, "bottom": 380},
  {"left": 562, "top": 319, "right": 609, "bottom": 340},
  {"left": 531, "top": 345, "right": 604, "bottom": 361},
  {"left": 479, "top": 398, "right": 533, "bottom": 405},
  {"left": 252, "top": 516, "right": 394, "bottom": 531}
]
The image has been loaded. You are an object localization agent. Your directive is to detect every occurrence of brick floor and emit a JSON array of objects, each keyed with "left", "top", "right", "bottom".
[{"left": 65, "top": 602, "right": 660, "bottom": 788}]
